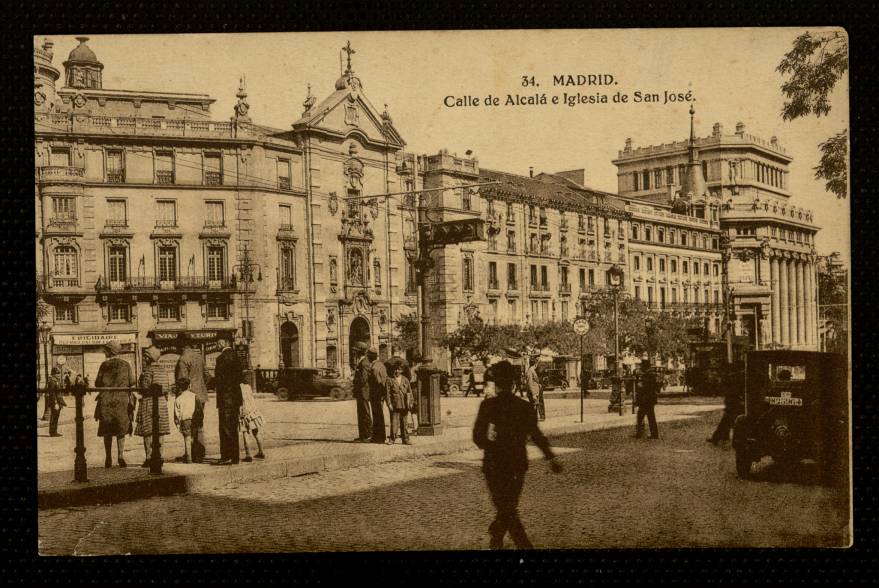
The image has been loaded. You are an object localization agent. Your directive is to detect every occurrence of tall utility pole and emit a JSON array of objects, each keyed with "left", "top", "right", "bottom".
[
  {"left": 234, "top": 244, "right": 262, "bottom": 369},
  {"left": 720, "top": 234, "right": 734, "bottom": 364}
]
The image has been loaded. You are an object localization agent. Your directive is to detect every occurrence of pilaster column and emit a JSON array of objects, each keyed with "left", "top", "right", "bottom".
[
  {"left": 770, "top": 256, "right": 781, "bottom": 346},
  {"left": 796, "top": 259, "right": 806, "bottom": 348},
  {"left": 787, "top": 259, "right": 798, "bottom": 347},
  {"left": 779, "top": 257, "right": 790, "bottom": 347}
]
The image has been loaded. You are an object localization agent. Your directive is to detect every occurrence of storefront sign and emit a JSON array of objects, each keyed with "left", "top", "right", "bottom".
[
  {"left": 52, "top": 332, "right": 137, "bottom": 346},
  {"left": 151, "top": 330, "right": 234, "bottom": 343}
]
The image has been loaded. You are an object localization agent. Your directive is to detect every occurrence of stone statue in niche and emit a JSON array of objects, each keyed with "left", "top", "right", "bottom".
[
  {"left": 329, "top": 256, "right": 338, "bottom": 284},
  {"left": 348, "top": 249, "right": 364, "bottom": 286},
  {"left": 326, "top": 307, "right": 336, "bottom": 326}
]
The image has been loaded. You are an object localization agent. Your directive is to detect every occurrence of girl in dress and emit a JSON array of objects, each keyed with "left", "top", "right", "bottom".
[{"left": 239, "top": 381, "right": 266, "bottom": 461}]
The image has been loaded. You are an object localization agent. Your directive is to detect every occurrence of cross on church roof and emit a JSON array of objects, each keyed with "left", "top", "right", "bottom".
[{"left": 343, "top": 40, "right": 356, "bottom": 73}]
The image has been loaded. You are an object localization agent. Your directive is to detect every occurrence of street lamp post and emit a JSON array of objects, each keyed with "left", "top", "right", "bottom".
[
  {"left": 38, "top": 320, "right": 51, "bottom": 389},
  {"left": 233, "top": 244, "right": 262, "bottom": 373},
  {"left": 607, "top": 265, "right": 625, "bottom": 416}
]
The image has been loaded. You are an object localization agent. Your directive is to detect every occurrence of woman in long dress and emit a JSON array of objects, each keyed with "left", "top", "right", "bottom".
[
  {"left": 135, "top": 345, "right": 171, "bottom": 467},
  {"left": 94, "top": 342, "right": 137, "bottom": 468}
]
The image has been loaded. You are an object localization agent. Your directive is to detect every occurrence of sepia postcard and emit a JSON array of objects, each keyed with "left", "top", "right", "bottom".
[{"left": 35, "top": 28, "right": 851, "bottom": 554}]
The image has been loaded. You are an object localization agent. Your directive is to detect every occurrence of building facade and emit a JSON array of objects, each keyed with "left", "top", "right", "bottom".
[
  {"left": 35, "top": 37, "right": 821, "bottom": 386},
  {"left": 613, "top": 109, "right": 820, "bottom": 350}
]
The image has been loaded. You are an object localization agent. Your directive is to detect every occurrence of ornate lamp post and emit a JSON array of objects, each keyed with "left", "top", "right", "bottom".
[
  {"left": 38, "top": 319, "right": 52, "bottom": 389},
  {"left": 233, "top": 244, "right": 262, "bottom": 370},
  {"left": 607, "top": 264, "right": 625, "bottom": 416}
]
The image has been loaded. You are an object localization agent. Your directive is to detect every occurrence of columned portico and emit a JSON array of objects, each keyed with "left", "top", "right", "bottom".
[
  {"left": 770, "top": 256, "right": 781, "bottom": 345},
  {"left": 779, "top": 257, "right": 790, "bottom": 346},
  {"left": 795, "top": 259, "right": 806, "bottom": 348},
  {"left": 787, "top": 259, "right": 797, "bottom": 347}
]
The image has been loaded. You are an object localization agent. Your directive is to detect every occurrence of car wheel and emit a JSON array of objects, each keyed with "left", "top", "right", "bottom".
[
  {"left": 448, "top": 384, "right": 460, "bottom": 395},
  {"left": 330, "top": 387, "right": 344, "bottom": 400},
  {"left": 735, "top": 448, "right": 752, "bottom": 479},
  {"left": 277, "top": 387, "right": 290, "bottom": 401}
]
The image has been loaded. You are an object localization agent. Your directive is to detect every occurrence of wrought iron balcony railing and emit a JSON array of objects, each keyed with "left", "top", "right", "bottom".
[{"left": 95, "top": 275, "right": 237, "bottom": 292}]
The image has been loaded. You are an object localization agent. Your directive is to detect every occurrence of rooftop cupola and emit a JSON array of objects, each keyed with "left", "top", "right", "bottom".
[{"left": 63, "top": 36, "right": 103, "bottom": 89}]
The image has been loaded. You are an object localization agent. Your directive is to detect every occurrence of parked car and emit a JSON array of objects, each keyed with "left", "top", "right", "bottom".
[
  {"left": 274, "top": 367, "right": 353, "bottom": 401},
  {"left": 732, "top": 350, "right": 848, "bottom": 485}
]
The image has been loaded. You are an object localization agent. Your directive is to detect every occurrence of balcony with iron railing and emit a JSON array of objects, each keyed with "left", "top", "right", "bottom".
[
  {"left": 106, "top": 170, "right": 125, "bottom": 184},
  {"left": 204, "top": 171, "right": 223, "bottom": 186},
  {"left": 155, "top": 170, "right": 175, "bottom": 185},
  {"left": 488, "top": 279, "right": 500, "bottom": 291},
  {"left": 95, "top": 275, "right": 238, "bottom": 292},
  {"left": 559, "top": 283, "right": 572, "bottom": 295},
  {"left": 45, "top": 276, "right": 81, "bottom": 289},
  {"left": 155, "top": 219, "right": 178, "bottom": 229},
  {"left": 507, "top": 280, "right": 519, "bottom": 292},
  {"left": 278, "top": 176, "right": 291, "bottom": 191},
  {"left": 37, "top": 166, "right": 86, "bottom": 185}
]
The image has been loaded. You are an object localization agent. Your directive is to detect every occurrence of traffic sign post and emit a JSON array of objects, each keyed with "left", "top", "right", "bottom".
[{"left": 573, "top": 318, "right": 590, "bottom": 422}]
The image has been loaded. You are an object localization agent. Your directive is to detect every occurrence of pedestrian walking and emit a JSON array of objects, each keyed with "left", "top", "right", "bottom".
[
  {"left": 385, "top": 361, "right": 412, "bottom": 445},
  {"left": 525, "top": 359, "right": 544, "bottom": 420},
  {"left": 239, "top": 381, "right": 266, "bottom": 462},
  {"left": 473, "top": 360, "right": 562, "bottom": 550},
  {"left": 707, "top": 362, "right": 745, "bottom": 445},
  {"left": 213, "top": 338, "right": 243, "bottom": 465},
  {"left": 172, "top": 377, "right": 195, "bottom": 463},
  {"left": 45, "top": 366, "right": 66, "bottom": 437},
  {"left": 175, "top": 336, "right": 211, "bottom": 463},
  {"left": 351, "top": 341, "right": 372, "bottom": 442},
  {"left": 368, "top": 348, "right": 387, "bottom": 444},
  {"left": 135, "top": 345, "right": 171, "bottom": 467},
  {"left": 94, "top": 341, "right": 137, "bottom": 468},
  {"left": 633, "top": 359, "right": 660, "bottom": 439},
  {"left": 406, "top": 358, "right": 419, "bottom": 434}
]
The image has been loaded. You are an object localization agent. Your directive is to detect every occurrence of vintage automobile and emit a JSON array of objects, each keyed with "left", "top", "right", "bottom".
[
  {"left": 732, "top": 350, "right": 848, "bottom": 484},
  {"left": 272, "top": 367, "right": 354, "bottom": 401}
]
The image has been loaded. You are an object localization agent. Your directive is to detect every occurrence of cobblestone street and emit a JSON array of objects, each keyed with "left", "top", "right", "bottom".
[{"left": 38, "top": 412, "right": 850, "bottom": 554}]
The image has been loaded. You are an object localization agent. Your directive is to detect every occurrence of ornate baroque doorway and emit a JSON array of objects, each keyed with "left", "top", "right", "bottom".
[
  {"left": 349, "top": 316, "right": 370, "bottom": 368},
  {"left": 280, "top": 321, "right": 300, "bottom": 368}
]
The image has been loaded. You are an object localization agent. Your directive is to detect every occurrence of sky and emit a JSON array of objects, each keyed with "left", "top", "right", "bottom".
[{"left": 40, "top": 29, "right": 850, "bottom": 261}]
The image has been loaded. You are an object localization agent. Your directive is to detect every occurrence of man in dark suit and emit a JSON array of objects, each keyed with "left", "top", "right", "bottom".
[
  {"left": 367, "top": 348, "right": 387, "bottom": 443},
  {"left": 351, "top": 341, "right": 372, "bottom": 442},
  {"left": 633, "top": 359, "right": 660, "bottom": 439},
  {"left": 474, "top": 360, "right": 562, "bottom": 550},
  {"left": 45, "top": 366, "right": 67, "bottom": 437},
  {"left": 213, "top": 338, "right": 243, "bottom": 464}
]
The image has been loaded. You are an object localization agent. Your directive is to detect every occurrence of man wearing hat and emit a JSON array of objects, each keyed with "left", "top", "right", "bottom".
[
  {"left": 473, "top": 360, "right": 562, "bottom": 549},
  {"left": 44, "top": 366, "right": 67, "bottom": 437},
  {"left": 367, "top": 348, "right": 387, "bottom": 443},
  {"left": 351, "top": 341, "right": 372, "bottom": 442},
  {"left": 213, "top": 338, "right": 244, "bottom": 464},
  {"left": 633, "top": 359, "right": 660, "bottom": 439}
]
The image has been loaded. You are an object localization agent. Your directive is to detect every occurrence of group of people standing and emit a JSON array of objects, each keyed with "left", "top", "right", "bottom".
[
  {"left": 351, "top": 342, "right": 418, "bottom": 445},
  {"left": 80, "top": 337, "right": 266, "bottom": 468}
]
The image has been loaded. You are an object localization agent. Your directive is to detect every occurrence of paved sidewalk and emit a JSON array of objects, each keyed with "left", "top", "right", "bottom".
[{"left": 38, "top": 393, "right": 721, "bottom": 509}]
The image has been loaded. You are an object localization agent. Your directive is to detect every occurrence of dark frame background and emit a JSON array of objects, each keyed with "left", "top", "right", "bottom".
[{"left": 6, "top": 1, "right": 874, "bottom": 584}]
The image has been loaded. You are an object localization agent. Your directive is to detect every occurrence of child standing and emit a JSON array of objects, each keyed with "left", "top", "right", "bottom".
[
  {"left": 239, "top": 382, "right": 266, "bottom": 462},
  {"left": 173, "top": 377, "right": 196, "bottom": 463}
]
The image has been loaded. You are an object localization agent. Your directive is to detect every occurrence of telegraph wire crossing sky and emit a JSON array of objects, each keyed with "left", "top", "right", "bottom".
[{"left": 39, "top": 30, "right": 850, "bottom": 260}]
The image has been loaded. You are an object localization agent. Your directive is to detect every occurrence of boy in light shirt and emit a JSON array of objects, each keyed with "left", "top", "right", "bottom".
[{"left": 173, "top": 377, "right": 196, "bottom": 463}]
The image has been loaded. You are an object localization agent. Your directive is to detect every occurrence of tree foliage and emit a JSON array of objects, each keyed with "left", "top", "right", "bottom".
[
  {"left": 438, "top": 291, "right": 704, "bottom": 366},
  {"left": 777, "top": 31, "right": 848, "bottom": 198},
  {"left": 393, "top": 312, "right": 419, "bottom": 355},
  {"left": 818, "top": 260, "right": 848, "bottom": 355}
]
